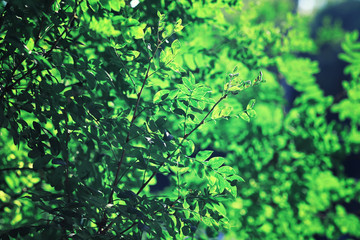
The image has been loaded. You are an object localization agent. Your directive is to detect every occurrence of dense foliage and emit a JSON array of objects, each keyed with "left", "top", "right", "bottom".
[{"left": 1, "top": 0, "right": 359, "bottom": 239}]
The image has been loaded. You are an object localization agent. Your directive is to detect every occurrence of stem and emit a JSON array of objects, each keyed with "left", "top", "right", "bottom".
[
  {"left": 44, "top": 0, "right": 79, "bottom": 58},
  {"left": 98, "top": 40, "right": 164, "bottom": 235},
  {"left": 136, "top": 93, "right": 228, "bottom": 196},
  {"left": 63, "top": 108, "right": 71, "bottom": 203},
  {"left": 100, "top": 21, "right": 181, "bottom": 235},
  {"left": 113, "top": 48, "right": 138, "bottom": 95},
  {"left": 107, "top": 42, "right": 162, "bottom": 205},
  {"left": 184, "top": 93, "right": 227, "bottom": 138},
  {"left": 183, "top": 92, "right": 193, "bottom": 137}
]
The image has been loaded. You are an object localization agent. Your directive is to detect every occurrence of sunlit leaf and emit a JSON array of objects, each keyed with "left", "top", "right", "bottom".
[
  {"left": 246, "top": 99, "right": 256, "bottom": 110},
  {"left": 196, "top": 150, "right": 213, "bottom": 161},
  {"left": 207, "top": 157, "right": 225, "bottom": 169},
  {"left": 239, "top": 112, "right": 250, "bottom": 122}
]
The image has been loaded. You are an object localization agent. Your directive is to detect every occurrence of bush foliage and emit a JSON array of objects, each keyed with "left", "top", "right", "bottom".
[{"left": 1, "top": 0, "right": 359, "bottom": 239}]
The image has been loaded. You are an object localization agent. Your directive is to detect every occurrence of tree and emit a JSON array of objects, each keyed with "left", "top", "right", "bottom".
[{"left": 0, "top": 0, "right": 261, "bottom": 239}]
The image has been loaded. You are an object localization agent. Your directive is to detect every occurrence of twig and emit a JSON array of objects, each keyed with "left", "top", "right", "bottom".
[
  {"left": 183, "top": 92, "right": 193, "bottom": 137},
  {"left": 113, "top": 47, "right": 138, "bottom": 95},
  {"left": 44, "top": 0, "right": 79, "bottom": 58},
  {"left": 107, "top": 40, "right": 162, "bottom": 205},
  {"left": 184, "top": 94, "right": 228, "bottom": 138},
  {"left": 63, "top": 108, "right": 71, "bottom": 203},
  {"left": 136, "top": 93, "right": 228, "bottom": 196},
  {"left": 99, "top": 27, "right": 165, "bottom": 236}
]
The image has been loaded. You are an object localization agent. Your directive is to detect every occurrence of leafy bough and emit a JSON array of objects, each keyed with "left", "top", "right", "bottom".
[{"left": 97, "top": 12, "right": 264, "bottom": 237}]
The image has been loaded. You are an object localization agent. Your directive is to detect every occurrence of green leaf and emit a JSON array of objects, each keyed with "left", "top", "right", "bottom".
[
  {"left": 49, "top": 137, "right": 61, "bottom": 156},
  {"left": 158, "top": 21, "right": 165, "bottom": 32},
  {"left": 226, "top": 81, "right": 244, "bottom": 93},
  {"left": 174, "top": 21, "right": 184, "bottom": 32},
  {"left": 182, "top": 77, "right": 194, "bottom": 90},
  {"left": 196, "top": 150, "right": 213, "bottom": 161},
  {"left": 183, "top": 139, "right": 195, "bottom": 156},
  {"left": 192, "top": 86, "right": 210, "bottom": 99},
  {"left": 157, "top": 11, "right": 165, "bottom": 20},
  {"left": 177, "top": 100, "right": 187, "bottom": 112},
  {"left": 109, "top": 0, "right": 125, "bottom": 11},
  {"left": 153, "top": 90, "right": 170, "bottom": 103},
  {"left": 177, "top": 84, "right": 191, "bottom": 94},
  {"left": 130, "top": 26, "right": 145, "bottom": 39},
  {"left": 217, "top": 176, "right": 226, "bottom": 193},
  {"left": 246, "top": 99, "right": 256, "bottom": 110},
  {"left": 162, "top": 25, "right": 174, "bottom": 39},
  {"left": 84, "top": 71, "right": 96, "bottom": 90},
  {"left": 89, "top": 105, "right": 102, "bottom": 120},
  {"left": 28, "top": 148, "right": 41, "bottom": 159},
  {"left": 33, "top": 155, "right": 52, "bottom": 169},
  {"left": 167, "top": 89, "right": 179, "bottom": 99},
  {"left": 26, "top": 38, "right": 35, "bottom": 52},
  {"left": 207, "top": 174, "right": 217, "bottom": 186},
  {"left": 125, "top": 50, "right": 141, "bottom": 61},
  {"left": 207, "top": 157, "right": 225, "bottom": 169},
  {"left": 171, "top": 39, "right": 181, "bottom": 55},
  {"left": 211, "top": 106, "right": 221, "bottom": 119},
  {"left": 183, "top": 199, "right": 190, "bottom": 209},
  {"left": 227, "top": 175, "right": 245, "bottom": 182},
  {"left": 160, "top": 48, "right": 172, "bottom": 64},
  {"left": 131, "top": 50, "right": 140, "bottom": 58},
  {"left": 214, "top": 203, "right": 227, "bottom": 216},
  {"left": 221, "top": 106, "right": 232, "bottom": 117},
  {"left": 226, "top": 185, "right": 237, "bottom": 198},
  {"left": 247, "top": 109, "right": 257, "bottom": 118},
  {"left": 188, "top": 72, "right": 196, "bottom": 86},
  {"left": 233, "top": 66, "right": 238, "bottom": 73},
  {"left": 176, "top": 18, "right": 182, "bottom": 26},
  {"left": 169, "top": 62, "right": 185, "bottom": 73},
  {"left": 182, "top": 226, "right": 191, "bottom": 236},
  {"left": 218, "top": 166, "right": 235, "bottom": 175},
  {"left": 239, "top": 112, "right": 250, "bottom": 122}
]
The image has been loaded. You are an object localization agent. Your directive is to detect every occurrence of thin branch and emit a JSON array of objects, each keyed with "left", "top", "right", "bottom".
[
  {"left": 101, "top": 19, "right": 184, "bottom": 235},
  {"left": 87, "top": 110, "right": 120, "bottom": 168},
  {"left": 63, "top": 108, "right": 71, "bottom": 203},
  {"left": 44, "top": 0, "right": 79, "bottom": 58},
  {"left": 147, "top": 53, "right": 179, "bottom": 79},
  {"left": 107, "top": 40, "right": 162, "bottom": 205},
  {"left": 113, "top": 47, "right": 138, "bottom": 95},
  {"left": 184, "top": 94, "right": 228, "bottom": 138},
  {"left": 183, "top": 92, "right": 193, "bottom": 137},
  {"left": 136, "top": 93, "right": 228, "bottom": 196}
]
